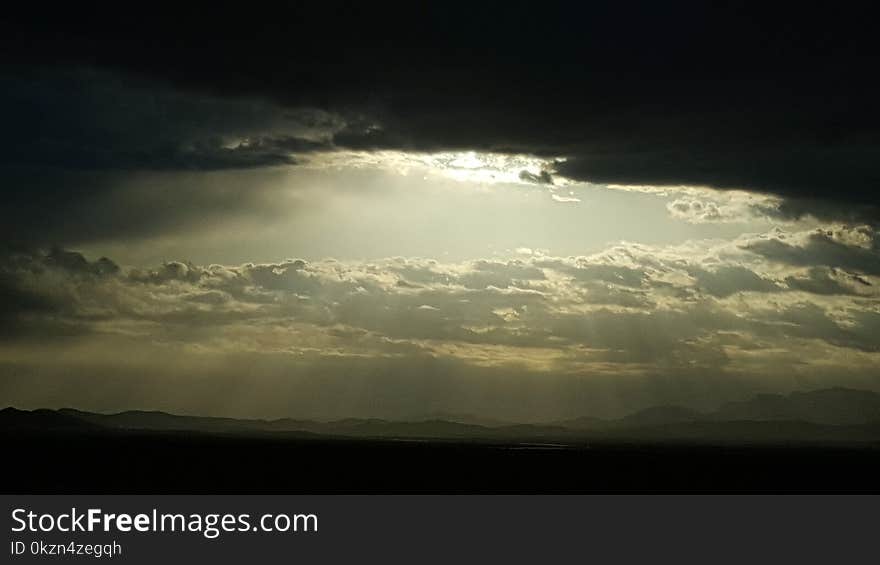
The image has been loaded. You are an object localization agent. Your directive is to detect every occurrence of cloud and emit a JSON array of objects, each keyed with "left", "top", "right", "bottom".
[
  {"left": 519, "top": 170, "right": 554, "bottom": 185},
  {"left": 457, "top": 260, "right": 546, "bottom": 290},
  {"left": 44, "top": 246, "right": 120, "bottom": 276},
  {"left": 667, "top": 199, "right": 727, "bottom": 223},
  {"left": 0, "top": 71, "right": 340, "bottom": 172},
  {"left": 551, "top": 193, "right": 581, "bottom": 203},
  {"left": 739, "top": 226, "right": 880, "bottom": 275},
  {"left": 3, "top": 5, "right": 878, "bottom": 222},
  {"left": 784, "top": 267, "right": 872, "bottom": 296},
  {"left": 1, "top": 225, "right": 879, "bottom": 418},
  {"left": 3, "top": 225, "right": 877, "bottom": 371},
  {"left": 689, "top": 266, "right": 781, "bottom": 298},
  {"left": 0, "top": 70, "right": 347, "bottom": 246}
]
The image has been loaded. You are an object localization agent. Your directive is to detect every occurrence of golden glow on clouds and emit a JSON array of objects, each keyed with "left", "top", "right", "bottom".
[
  {"left": 307, "top": 150, "right": 559, "bottom": 186},
  {"left": 3, "top": 221, "right": 880, "bottom": 419},
  {"left": 301, "top": 150, "right": 798, "bottom": 220}
]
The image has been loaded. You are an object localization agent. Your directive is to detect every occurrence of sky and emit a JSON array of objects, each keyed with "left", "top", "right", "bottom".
[{"left": 1, "top": 4, "right": 879, "bottom": 420}]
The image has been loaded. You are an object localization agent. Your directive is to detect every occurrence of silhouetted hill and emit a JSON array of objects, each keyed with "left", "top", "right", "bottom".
[
  {"left": 58, "top": 408, "right": 315, "bottom": 434},
  {"left": 0, "top": 407, "right": 102, "bottom": 431},
  {"left": 412, "top": 412, "right": 513, "bottom": 428},
  {"left": 5, "top": 387, "right": 880, "bottom": 444},
  {"left": 619, "top": 406, "right": 706, "bottom": 427},
  {"left": 604, "top": 420, "right": 880, "bottom": 443},
  {"left": 714, "top": 388, "right": 880, "bottom": 425},
  {"left": 556, "top": 388, "right": 880, "bottom": 431},
  {"left": 5, "top": 406, "right": 880, "bottom": 493},
  {"left": 552, "top": 416, "right": 610, "bottom": 430},
  {"left": 52, "top": 410, "right": 569, "bottom": 440}
]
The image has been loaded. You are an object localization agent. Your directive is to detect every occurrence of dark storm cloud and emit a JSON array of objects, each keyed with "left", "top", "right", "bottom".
[
  {"left": 0, "top": 247, "right": 119, "bottom": 338},
  {"left": 0, "top": 68, "right": 344, "bottom": 245},
  {"left": 555, "top": 146, "right": 880, "bottom": 207},
  {"left": 0, "top": 71, "right": 337, "bottom": 172},
  {"left": 4, "top": 3, "right": 877, "bottom": 213}
]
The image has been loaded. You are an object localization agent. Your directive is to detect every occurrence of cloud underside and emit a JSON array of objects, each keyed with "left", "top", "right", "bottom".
[
  {"left": 5, "top": 69, "right": 878, "bottom": 205},
  {"left": 0, "top": 68, "right": 874, "bottom": 250},
  {"left": 4, "top": 3, "right": 880, "bottom": 250},
  {"left": 2, "top": 224, "right": 879, "bottom": 419}
]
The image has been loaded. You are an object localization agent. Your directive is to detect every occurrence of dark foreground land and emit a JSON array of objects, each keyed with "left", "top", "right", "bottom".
[
  {"left": 5, "top": 429, "right": 880, "bottom": 493},
  {"left": 6, "top": 388, "right": 880, "bottom": 492}
]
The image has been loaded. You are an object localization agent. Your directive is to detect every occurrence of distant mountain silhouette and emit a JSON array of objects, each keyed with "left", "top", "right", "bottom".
[
  {"left": 619, "top": 406, "right": 706, "bottom": 427},
  {"left": 409, "top": 411, "right": 513, "bottom": 428},
  {"left": 553, "top": 407, "right": 705, "bottom": 431},
  {"left": 58, "top": 408, "right": 315, "bottom": 434},
  {"left": 5, "top": 387, "right": 880, "bottom": 444},
  {"left": 557, "top": 388, "right": 880, "bottom": 430},
  {"left": 552, "top": 416, "right": 610, "bottom": 430},
  {"left": 8, "top": 408, "right": 567, "bottom": 440},
  {"left": 713, "top": 388, "right": 880, "bottom": 425},
  {"left": 0, "top": 407, "right": 102, "bottom": 431}
]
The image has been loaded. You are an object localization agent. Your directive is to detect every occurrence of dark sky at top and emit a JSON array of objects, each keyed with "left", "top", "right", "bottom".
[{"left": 2, "top": 3, "right": 878, "bottom": 228}]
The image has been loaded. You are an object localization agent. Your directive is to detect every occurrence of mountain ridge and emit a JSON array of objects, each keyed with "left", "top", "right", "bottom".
[{"left": 4, "top": 387, "right": 880, "bottom": 444}]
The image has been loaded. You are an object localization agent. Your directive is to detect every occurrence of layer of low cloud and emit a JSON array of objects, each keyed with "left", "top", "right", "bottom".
[{"left": 2, "top": 224, "right": 878, "bottom": 420}]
